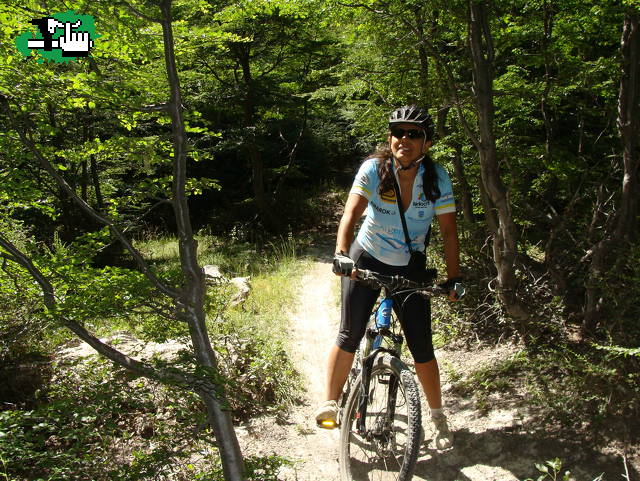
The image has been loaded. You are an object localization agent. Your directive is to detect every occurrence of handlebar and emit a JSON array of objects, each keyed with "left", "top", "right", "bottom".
[{"left": 354, "top": 268, "right": 466, "bottom": 300}]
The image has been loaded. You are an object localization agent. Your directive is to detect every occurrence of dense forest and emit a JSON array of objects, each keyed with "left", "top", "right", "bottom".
[{"left": 0, "top": 0, "right": 638, "bottom": 480}]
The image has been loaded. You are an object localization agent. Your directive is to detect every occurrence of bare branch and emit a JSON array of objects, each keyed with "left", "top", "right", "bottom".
[
  {"left": 114, "top": 0, "right": 162, "bottom": 23},
  {"left": 0, "top": 95, "right": 181, "bottom": 301},
  {"left": 199, "top": 58, "right": 234, "bottom": 90},
  {"left": 273, "top": 101, "right": 308, "bottom": 198},
  {"left": 140, "top": 103, "right": 170, "bottom": 112},
  {"left": 0, "top": 234, "right": 210, "bottom": 392},
  {"left": 397, "top": 15, "right": 481, "bottom": 149},
  {"left": 623, "top": 454, "right": 630, "bottom": 481},
  {"left": 336, "top": 0, "right": 387, "bottom": 15}
]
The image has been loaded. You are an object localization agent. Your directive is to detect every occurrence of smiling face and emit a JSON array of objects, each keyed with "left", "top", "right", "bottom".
[{"left": 388, "top": 123, "right": 433, "bottom": 167}]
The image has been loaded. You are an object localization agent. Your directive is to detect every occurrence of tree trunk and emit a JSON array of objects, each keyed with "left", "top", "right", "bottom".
[
  {"left": 468, "top": 1, "right": 529, "bottom": 321},
  {"left": 540, "top": 0, "right": 554, "bottom": 161},
  {"left": 81, "top": 123, "right": 89, "bottom": 202},
  {"left": 451, "top": 145, "right": 475, "bottom": 224},
  {"left": 583, "top": 9, "right": 640, "bottom": 331},
  {"left": 615, "top": 9, "right": 639, "bottom": 241},
  {"left": 417, "top": 10, "right": 477, "bottom": 225},
  {"left": 436, "top": 108, "right": 475, "bottom": 223},
  {"left": 159, "top": 1, "right": 246, "bottom": 479},
  {"left": 2, "top": 20, "right": 247, "bottom": 472},
  {"left": 89, "top": 154, "right": 104, "bottom": 210},
  {"left": 233, "top": 42, "right": 275, "bottom": 230}
]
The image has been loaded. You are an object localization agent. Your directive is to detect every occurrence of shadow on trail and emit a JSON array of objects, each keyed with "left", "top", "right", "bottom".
[
  {"left": 415, "top": 425, "right": 635, "bottom": 481},
  {"left": 304, "top": 233, "right": 336, "bottom": 264}
]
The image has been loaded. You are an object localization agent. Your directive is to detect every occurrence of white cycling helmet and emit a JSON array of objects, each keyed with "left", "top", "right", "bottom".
[{"left": 388, "top": 105, "right": 434, "bottom": 139}]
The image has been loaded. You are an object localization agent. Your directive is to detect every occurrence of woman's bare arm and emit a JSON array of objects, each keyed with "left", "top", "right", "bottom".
[
  {"left": 436, "top": 211, "right": 461, "bottom": 281},
  {"left": 335, "top": 193, "right": 368, "bottom": 255}
]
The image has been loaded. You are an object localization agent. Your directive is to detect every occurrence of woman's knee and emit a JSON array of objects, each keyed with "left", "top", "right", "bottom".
[
  {"left": 335, "top": 334, "right": 359, "bottom": 353},
  {"left": 411, "top": 347, "right": 435, "bottom": 364}
]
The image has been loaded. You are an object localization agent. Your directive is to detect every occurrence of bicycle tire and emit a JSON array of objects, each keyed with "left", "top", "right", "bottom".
[{"left": 339, "top": 353, "right": 421, "bottom": 481}]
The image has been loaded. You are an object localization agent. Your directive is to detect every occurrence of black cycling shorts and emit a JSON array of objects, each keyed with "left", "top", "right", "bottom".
[{"left": 336, "top": 241, "right": 435, "bottom": 363}]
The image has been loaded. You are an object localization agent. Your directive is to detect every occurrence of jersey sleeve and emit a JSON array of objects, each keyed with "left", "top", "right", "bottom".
[
  {"left": 349, "top": 159, "right": 378, "bottom": 201},
  {"left": 434, "top": 164, "right": 456, "bottom": 215}
]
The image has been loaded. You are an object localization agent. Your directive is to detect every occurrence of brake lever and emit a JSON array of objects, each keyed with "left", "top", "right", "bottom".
[{"left": 453, "top": 282, "right": 466, "bottom": 300}]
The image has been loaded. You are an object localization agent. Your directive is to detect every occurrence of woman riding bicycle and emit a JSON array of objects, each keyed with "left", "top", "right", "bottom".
[{"left": 315, "top": 105, "right": 462, "bottom": 450}]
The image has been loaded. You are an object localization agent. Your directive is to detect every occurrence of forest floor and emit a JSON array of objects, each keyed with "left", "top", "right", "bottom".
[{"left": 234, "top": 234, "right": 639, "bottom": 481}]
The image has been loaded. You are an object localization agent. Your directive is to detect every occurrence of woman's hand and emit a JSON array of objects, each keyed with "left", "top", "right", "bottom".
[
  {"left": 439, "top": 277, "right": 465, "bottom": 302},
  {"left": 332, "top": 252, "right": 355, "bottom": 277}
]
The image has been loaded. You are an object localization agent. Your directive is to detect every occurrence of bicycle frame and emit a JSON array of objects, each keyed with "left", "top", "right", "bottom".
[
  {"left": 355, "top": 287, "right": 404, "bottom": 435},
  {"left": 347, "top": 269, "right": 464, "bottom": 435},
  {"left": 339, "top": 269, "right": 464, "bottom": 480}
]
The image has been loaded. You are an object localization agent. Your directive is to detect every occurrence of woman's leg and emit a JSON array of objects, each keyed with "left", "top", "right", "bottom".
[
  {"left": 324, "top": 345, "right": 355, "bottom": 401},
  {"left": 316, "top": 242, "right": 378, "bottom": 425},
  {"left": 414, "top": 358, "right": 442, "bottom": 409},
  {"left": 395, "top": 293, "right": 453, "bottom": 446},
  {"left": 395, "top": 294, "right": 440, "bottom": 406}
]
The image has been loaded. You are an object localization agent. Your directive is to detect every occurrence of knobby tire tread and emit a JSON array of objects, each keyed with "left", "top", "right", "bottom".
[{"left": 339, "top": 353, "right": 421, "bottom": 481}]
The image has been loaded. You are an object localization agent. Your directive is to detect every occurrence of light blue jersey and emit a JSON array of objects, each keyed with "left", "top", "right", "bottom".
[{"left": 350, "top": 158, "right": 456, "bottom": 266}]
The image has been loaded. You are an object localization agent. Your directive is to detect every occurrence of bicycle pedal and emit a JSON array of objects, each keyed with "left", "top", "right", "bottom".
[{"left": 317, "top": 419, "right": 339, "bottom": 429}]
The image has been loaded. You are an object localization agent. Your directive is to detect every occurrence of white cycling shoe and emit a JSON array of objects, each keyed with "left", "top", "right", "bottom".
[
  {"left": 315, "top": 400, "right": 338, "bottom": 429},
  {"left": 432, "top": 414, "right": 454, "bottom": 449}
]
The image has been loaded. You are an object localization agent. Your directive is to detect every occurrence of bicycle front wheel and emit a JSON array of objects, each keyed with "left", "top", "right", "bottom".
[{"left": 339, "top": 353, "right": 422, "bottom": 481}]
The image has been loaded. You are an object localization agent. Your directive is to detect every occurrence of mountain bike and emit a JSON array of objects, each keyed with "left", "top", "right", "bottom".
[{"left": 338, "top": 268, "right": 464, "bottom": 481}]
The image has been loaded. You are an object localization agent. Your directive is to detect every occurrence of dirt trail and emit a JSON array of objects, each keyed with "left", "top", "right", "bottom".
[
  {"left": 236, "top": 246, "right": 342, "bottom": 480},
  {"left": 235, "top": 241, "right": 634, "bottom": 481}
]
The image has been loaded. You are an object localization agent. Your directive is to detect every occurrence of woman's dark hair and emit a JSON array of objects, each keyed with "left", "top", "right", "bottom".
[{"left": 369, "top": 145, "right": 441, "bottom": 202}]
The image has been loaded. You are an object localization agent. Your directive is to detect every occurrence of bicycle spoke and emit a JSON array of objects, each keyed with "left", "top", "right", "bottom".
[{"left": 344, "top": 369, "right": 414, "bottom": 481}]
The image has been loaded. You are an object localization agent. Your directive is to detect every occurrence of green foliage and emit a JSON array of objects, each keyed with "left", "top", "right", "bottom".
[
  {"left": 205, "top": 235, "right": 306, "bottom": 417},
  {"left": 195, "top": 229, "right": 307, "bottom": 278},
  {"left": 522, "top": 457, "right": 606, "bottom": 481},
  {"left": 0, "top": 239, "right": 49, "bottom": 360},
  {"left": 193, "top": 454, "right": 291, "bottom": 481},
  {"left": 1, "top": 0, "right": 639, "bottom": 473},
  {"left": 449, "top": 336, "right": 640, "bottom": 434},
  {"left": 522, "top": 458, "right": 574, "bottom": 481},
  {"left": 0, "top": 229, "right": 307, "bottom": 479},
  {"left": 0, "top": 358, "right": 197, "bottom": 481},
  {"left": 213, "top": 324, "right": 300, "bottom": 418},
  {"left": 131, "top": 233, "right": 305, "bottom": 416},
  {"left": 0, "top": 357, "right": 292, "bottom": 481}
]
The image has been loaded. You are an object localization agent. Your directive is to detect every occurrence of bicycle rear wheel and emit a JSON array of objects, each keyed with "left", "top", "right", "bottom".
[{"left": 339, "top": 353, "right": 421, "bottom": 481}]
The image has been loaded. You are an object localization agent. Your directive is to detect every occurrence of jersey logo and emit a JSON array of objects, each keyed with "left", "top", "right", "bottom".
[
  {"left": 380, "top": 189, "right": 396, "bottom": 204},
  {"left": 413, "top": 190, "right": 431, "bottom": 208}
]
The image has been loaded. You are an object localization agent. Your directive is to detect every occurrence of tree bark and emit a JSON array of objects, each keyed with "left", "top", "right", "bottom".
[
  {"left": 233, "top": 42, "right": 275, "bottom": 230},
  {"left": 540, "top": 0, "right": 555, "bottom": 161},
  {"left": 89, "top": 154, "right": 104, "bottom": 210},
  {"left": 468, "top": 1, "right": 529, "bottom": 321},
  {"left": 615, "top": 9, "right": 639, "bottom": 241},
  {"left": 436, "top": 107, "right": 475, "bottom": 223},
  {"left": 158, "top": 1, "right": 246, "bottom": 479},
  {"left": 2, "top": 1, "right": 248, "bottom": 477},
  {"left": 583, "top": 9, "right": 640, "bottom": 331}
]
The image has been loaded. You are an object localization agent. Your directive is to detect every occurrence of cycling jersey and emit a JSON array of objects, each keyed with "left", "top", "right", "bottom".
[{"left": 350, "top": 158, "right": 456, "bottom": 266}]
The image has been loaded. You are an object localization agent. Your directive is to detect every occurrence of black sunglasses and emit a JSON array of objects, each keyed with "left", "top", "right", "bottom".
[{"left": 390, "top": 128, "right": 425, "bottom": 139}]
